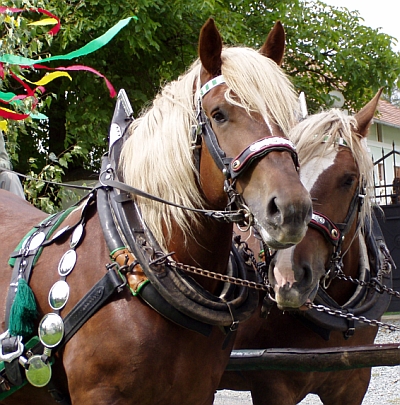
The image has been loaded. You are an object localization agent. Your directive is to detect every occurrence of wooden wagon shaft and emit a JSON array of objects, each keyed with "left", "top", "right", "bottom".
[{"left": 227, "top": 344, "right": 400, "bottom": 372}]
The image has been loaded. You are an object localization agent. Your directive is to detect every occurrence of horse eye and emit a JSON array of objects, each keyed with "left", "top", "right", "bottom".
[
  {"left": 343, "top": 175, "right": 357, "bottom": 187},
  {"left": 212, "top": 110, "right": 227, "bottom": 123}
]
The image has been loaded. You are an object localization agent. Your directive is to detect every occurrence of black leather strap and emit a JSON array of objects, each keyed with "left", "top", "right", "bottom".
[
  {"left": 2, "top": 337, "right": 23, "bottom": 386},
  {"left": 61, "top": 268, "right": 122, "bottom": 346},
  {"left": 304, "top": 213, "right": 393, "bottom": 333},
  {"left": 100, "top": 175, "right": 246, "bottom": 224},
  {"left": 309, "top": 211, "right": 341, "bottom": 246},
  {"left": 229, "top": 137, "right": 298, "bottom": 180},
  {"left": 22, "top": 268, "right": 123, "bottom": 365},
  {"left": 199, "top": 110, "right": 231, "bottom": 173}
]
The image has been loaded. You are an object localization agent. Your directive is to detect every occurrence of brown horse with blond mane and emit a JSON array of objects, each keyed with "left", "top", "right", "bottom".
[
  {"left": 0, "top": 19, "right": 311, "bottom": 405},
  {"left": 220, "top": 89, "right": 393, "bottom": 405}
]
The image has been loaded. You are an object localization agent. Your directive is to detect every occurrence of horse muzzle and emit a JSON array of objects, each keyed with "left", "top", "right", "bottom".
[{"left": 272, "top": 282, "right": 319, "bottom": 310}]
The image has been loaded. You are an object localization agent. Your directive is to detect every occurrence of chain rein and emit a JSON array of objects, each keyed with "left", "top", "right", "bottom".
[
  {"left": 169, "top": 241, "right": 272, "bottom": 293},
  {"left": 160, "top": 238, "right": 400, "bottom": 332},
  {"left": 128, "top": 80, "right": 398, "bottom": 331}
]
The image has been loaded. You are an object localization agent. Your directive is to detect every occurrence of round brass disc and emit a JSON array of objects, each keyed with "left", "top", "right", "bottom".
[
  {"left": 70, "top": 223, "right": 84, "bottom": 248},
  {"left": 39, "top": 313, "right": 65, "bottom": 348},
  {"left": 25, "top": 355, "right": 52, "bottom": 387},
  {"left": 48, "top": 280, "right": 70, "bottom": 310},
  {"left": 58, "top": 249, "right": 77, "bottom": 277}
]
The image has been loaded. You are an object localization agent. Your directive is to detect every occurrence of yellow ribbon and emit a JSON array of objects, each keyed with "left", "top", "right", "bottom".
[
  {"left": 28, "top": 18, "right": 58, "bottom": 26},
  {"left": 22, "top": 71, "right": 72, "bottom": 86},
  {"left": 0, "top": 120, "right": 8, "bottom": 132}
]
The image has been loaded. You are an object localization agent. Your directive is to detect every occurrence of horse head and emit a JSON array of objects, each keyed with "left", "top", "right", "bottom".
[
  {"left": 196, "top": 19, "right": 312, "bottom": 250},
  {"left": 269, "top": 89, "right": 382, "bottom": 309}
]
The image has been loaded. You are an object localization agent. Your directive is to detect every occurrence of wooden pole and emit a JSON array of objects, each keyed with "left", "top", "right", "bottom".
[{"left": 227, "top": 344, "right": 400, "bottom": 372}]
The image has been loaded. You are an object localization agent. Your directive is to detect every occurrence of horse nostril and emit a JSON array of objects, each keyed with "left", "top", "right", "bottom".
[
  {"left": 305, "top": 203, "right": 313, "bottom": 224},
  {"left": 301, "top": 262, "right": 313, "bottom": 286},
  {"left": 267, "top": 197, "right": 281, "bottom": 225}
]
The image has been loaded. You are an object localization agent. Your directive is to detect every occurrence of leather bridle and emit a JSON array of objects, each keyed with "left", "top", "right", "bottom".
[
  {"left": 192, "top": 75, "right": 299, "bottom": 228},
  {"left": 102, "top": 76, "right": 300, "bottom": 229},
  {"left": 309, "top": 182, "right": 366, "bottom": 286}
]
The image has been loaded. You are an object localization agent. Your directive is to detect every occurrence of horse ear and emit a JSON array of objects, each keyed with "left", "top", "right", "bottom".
[
  {"left": 198, "top": 18, "right": 223, "bottom": 76},
  {"left": 259, "top": 21, "right": 285, "bottom": 66},
  {"left": 354, "top": 88, "right": 383, "bottom": 137}
]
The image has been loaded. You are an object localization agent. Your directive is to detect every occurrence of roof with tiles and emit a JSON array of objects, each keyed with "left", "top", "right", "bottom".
[{"left": 375, "top": 99, "right": 400, "bottom": 128}]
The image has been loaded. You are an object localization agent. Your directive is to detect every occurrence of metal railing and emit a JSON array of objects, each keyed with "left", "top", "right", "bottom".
[{"left": 373, "top": 143, "right": 400, "bottom": 206}]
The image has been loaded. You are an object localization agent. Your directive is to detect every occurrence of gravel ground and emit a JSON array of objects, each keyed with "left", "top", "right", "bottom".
[{"left": 215, "top": 316, "right": 400, "bottom": 404}]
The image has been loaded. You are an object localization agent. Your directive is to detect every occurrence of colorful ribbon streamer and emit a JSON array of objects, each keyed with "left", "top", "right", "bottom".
[
  {"left": 23, "top": 71, "right": 72, "bottom": 86},
  {"left": 0, "top": 7, "right": 60, "bottom": 35},
  {"left": 0, "top": 16, "right": 136, "bottom": 66},
  {"left": 31, "top": 64, "right": 116, "bottom": 97},
  {"left": 1, "top": 12, "right": 136, "bottom": 120},
  {"left": 0, "top": 107, "right": 30, "bottom": 120}
]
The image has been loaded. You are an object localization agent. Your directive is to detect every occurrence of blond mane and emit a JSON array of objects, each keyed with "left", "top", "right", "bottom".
[
  {"left": 120, "top": 46, "right": 300, "bottom": 250},
  {"left": 289, "top": 109, "right": 374, "bottom": 229}
]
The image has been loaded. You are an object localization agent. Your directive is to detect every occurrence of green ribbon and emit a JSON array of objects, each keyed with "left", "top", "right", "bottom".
[
  {"left": 0, "top": 16, "right": 137, "bottom": 66},
  {"left": 0, "top": 92, "right": 18, "bottom": 102},
  {"left": 0, "top": 93, "right": 47, "bottom": 119}
]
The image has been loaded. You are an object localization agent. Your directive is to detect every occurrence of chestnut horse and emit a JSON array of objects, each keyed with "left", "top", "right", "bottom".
[
  {"left": 0, "top": 19, "right": 312, "bottom": 405},
  {"left": 219, "top": 89, "right": 393, "bottom": 405}
]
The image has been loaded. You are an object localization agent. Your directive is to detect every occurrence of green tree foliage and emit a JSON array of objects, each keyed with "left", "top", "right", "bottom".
[
  {"left": 282, "top": 1, "right": 400, "bottom": 113},
  {"left": 1, "top": 0, "right": 400, "bottom": 211}
]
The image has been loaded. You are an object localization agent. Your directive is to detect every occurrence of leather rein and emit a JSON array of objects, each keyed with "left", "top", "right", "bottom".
[
  {"left": 103, "top": 75, "right": 299, "bottom": 231},
  {"left": 95, "top": 75, "right": 301, "bottom": 328}
]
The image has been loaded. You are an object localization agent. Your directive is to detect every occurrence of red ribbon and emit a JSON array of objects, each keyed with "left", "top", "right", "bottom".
[
  {"left": 32, "top": 64, "right": 116, "bottom": 97},
  {"left": 0, "top": 6, "right": 60, "bottom": 35},
  {"left": 0, "top": 108, "right": 30, "bottom": 120},
  {"left": 0, "top": 7, "right": 117, "bottom": 121}
]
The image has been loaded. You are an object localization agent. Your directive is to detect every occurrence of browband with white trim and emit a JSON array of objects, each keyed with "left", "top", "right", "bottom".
[
  {"left": 200, "top": 75, "right": 225, "bottom": 97},
  {"left": 321, "top": 135, "right": 348, "bottom": 147}
]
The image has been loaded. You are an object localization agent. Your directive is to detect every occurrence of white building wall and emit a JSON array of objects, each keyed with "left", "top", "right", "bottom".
[{"left": 368, "top": 121, "right": 400, "bottom": 205}]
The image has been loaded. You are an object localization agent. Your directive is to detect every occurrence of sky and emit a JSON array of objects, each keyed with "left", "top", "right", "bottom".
[{"left": 321, "top": 0, "right": 400, "bottom": 51}]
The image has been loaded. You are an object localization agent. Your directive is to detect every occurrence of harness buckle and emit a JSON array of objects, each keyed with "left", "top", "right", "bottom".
[
  {"left": 229, "top": 320, "right": 239, "bottom": 332},
  {"left": 0, "top": 375, "right": 10, "bottom": 392},
  {"left": 344, "top": 318, "right": 355, "bottom": 339},
  {"left": 0, "top": 331, "right": 24, "bottom": 363},
  {"left": 190, "top": 124, "right": 202, "bottom": 147}
]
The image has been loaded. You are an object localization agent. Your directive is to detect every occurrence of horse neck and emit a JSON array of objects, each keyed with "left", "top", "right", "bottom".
[
  {"left": 164, "top": 125, "right": 236, "bottom": 291},
  {"left": 166, "top": 218, "right": 233, "bottom": 293}
]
